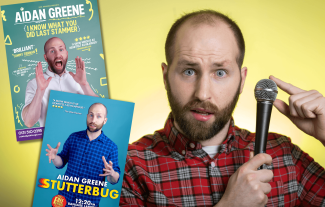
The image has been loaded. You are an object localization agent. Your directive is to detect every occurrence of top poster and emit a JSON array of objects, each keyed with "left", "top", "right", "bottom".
[{"left": 1, "top": 0, "right": 109, "bottom": 141}]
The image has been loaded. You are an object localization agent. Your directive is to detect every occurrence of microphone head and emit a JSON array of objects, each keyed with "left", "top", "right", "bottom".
[{"left": 254, "top": 79, "right": 278, "bottom": 102}]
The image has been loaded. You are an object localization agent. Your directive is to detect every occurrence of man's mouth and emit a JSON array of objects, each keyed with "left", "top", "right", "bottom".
[
  {"left": 191, "top": 108, "right": 213, "bottom": 115},
  {"left": 190, "top": 108, "right": 214, "bottom": 121},
  {"left": 89, "top": 123, "right": 97, "bottom": 128},
  {"left": 55, "top": 60, "right": 63, "bottom": 68}
]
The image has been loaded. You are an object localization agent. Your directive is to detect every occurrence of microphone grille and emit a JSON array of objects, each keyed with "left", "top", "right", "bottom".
[{"left": 254, "top": 79, "right": 278, "bottom": 102}]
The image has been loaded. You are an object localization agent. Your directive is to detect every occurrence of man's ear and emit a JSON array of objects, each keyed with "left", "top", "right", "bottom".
[
  {"left": 104, "top": 118, "right": 107, "bottom": 125},
  {"left": 240, "top": 67, "right": 247, "bottom": 94},
  {"left": 44, "top": 54, "right": 48, "bottom": 63},
  {"left": 162, "top": 63, "right": 168, "bottom": 90}
]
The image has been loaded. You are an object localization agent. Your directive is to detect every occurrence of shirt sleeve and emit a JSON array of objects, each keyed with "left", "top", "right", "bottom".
[
  {"left": 56, "top": 135, "right": 73, "bottom": 169},
  {"left": 75, "top": 83, "right": 84, "bottom": 95},
  {"left": 119, "top": 154, "right": 146, "bottom": 207},
  {"left": 107, "top": 143, "right": 120, "bottom": 184},
  {"left": 291, "top": 143, "right": 325, "bottom": 206},
  {"left": 21, "top": 79, "right": 37, "bottom": 122}
]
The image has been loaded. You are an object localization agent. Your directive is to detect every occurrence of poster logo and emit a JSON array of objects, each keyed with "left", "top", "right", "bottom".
[{"left": 51, "top": 195, "right": 67, "bottom": 207}]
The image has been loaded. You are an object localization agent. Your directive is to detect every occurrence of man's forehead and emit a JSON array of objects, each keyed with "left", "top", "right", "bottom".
[
  {"left": 173, "top": 20, "right": 239, "bottom": 63},
  {"left": 89, "top": 104, "right": 106, "bottom": 113},
  {"left": 45, "top": 38, "right": 65, "bottom": 50}
]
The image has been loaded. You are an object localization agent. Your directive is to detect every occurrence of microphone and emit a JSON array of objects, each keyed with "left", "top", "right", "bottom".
[{"left": 254, "top": 79, "right": 278, "bottom": 163}]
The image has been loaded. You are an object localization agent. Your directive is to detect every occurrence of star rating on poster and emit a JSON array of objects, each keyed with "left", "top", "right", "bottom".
[
  {"left": 74, "top": 36, "right": 90, "bottom": 42},
  {"left": 53, "top": 105, "right": 63, "bottom": 109}
]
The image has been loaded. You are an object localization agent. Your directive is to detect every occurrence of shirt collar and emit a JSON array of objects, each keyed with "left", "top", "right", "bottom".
[
  {"left": 83, "top": 130, "right": 107, "bottom": 143},
  {"left": 163, "top": 113, "right": 236, "bottom": 156},
  {"left": 45, "top": 66, "right": 69, "bottom": 78}
]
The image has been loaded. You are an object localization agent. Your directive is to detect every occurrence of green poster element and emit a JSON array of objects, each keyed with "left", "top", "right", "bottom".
[{"left": 1, "top": 0, "right": 109, "bottom": 141}]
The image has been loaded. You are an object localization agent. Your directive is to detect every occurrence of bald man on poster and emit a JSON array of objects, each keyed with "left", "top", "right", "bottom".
[
  {"left": 22, "top": 37, "right": 97, "bottom": 128},
  {"left": 46, "top": 103, "right": 120, "bottom": 206},
  {"left": 120, "top": 10, "right": 325, "bottom": 206}
]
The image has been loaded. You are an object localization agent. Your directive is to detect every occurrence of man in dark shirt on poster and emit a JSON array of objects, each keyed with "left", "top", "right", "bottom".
[
  {"left": 120, "top": 10, "right": 325, "bottom": 206},
  {"left": 46, "top": 103, "right": 120, "bottom": 206}
]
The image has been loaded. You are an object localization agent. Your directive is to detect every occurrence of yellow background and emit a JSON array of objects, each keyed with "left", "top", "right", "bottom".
[{"left": 1, "top": 0, "right": 325, "bottom": 206}]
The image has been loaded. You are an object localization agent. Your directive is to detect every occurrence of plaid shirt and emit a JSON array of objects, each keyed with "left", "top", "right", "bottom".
[
  {"left": 57, "top": 130, "right": 120, "bottom": 206},
  {"left": 120, "top": 114, "right": 325, "bottom": 207}
]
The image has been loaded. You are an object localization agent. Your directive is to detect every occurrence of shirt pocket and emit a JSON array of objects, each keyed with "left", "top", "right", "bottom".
[{"left": 267, "top": 180, "right": 284, "bottom": 207}]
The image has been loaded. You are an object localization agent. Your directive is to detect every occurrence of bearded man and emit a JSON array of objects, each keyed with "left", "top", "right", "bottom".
[
  {"left": 22, "top": 37, "right": 97, "bottom": 128},
  {"left": 46, "top": 103, "right": 120, "bottom": 206},
  {"left": 119, "top": 10, "right": 325, "bottom": 206}
]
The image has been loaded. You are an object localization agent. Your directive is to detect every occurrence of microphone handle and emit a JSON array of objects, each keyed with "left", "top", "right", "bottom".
[{"left": 254, "top": 101, "right": 273, "bottom": 169}]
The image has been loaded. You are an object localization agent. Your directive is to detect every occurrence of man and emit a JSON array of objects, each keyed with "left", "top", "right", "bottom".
[
  {"left": 46, "top": 103, "right": 120, "bottom": 206},
  {"left": 120, "top": 10, "right": 325, "bottom": 206},
  {"left": 22, "top": 37, "right": 97, "bottom": 128}
]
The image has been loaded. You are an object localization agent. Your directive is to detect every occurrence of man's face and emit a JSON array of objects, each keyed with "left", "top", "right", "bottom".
[
  {"left": 86, "top": 104, "right": 107, "bottom": 133},
  {"left": 163, "top": 20, "right": 247, "bottom": 142},
  {"left": 44, "top": 38, "right": 68, "bottom": 75}
]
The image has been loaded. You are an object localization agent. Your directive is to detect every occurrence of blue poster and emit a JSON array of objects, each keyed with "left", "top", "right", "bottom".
[{"left": 33, "top": 90, "right": 134, "bottom": 207}]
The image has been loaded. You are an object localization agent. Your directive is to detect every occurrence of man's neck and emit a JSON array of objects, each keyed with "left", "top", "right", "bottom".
[
  {"left": 174, "top": 119, "right": 231, "bottom": 147},
  {"left": 48, "top": 67, "right": 65, "bottom": 77},
  {"left": 87, "top": 129, "right": 102, "bottom": 141}
]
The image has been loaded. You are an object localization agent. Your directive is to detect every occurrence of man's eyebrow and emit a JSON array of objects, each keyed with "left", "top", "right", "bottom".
[
  {"left": 176, "top": 60, "right": 199, "bottom": 67},
  {"left": 48, "top": 45, "right": 65, "bottom": 50},
  {"left": 212, "top": 61, "right": 228, "bottom": 67},
  {"left": 89, "top": 112, "right": 103, "bottom": 115},
  {"left": 176, "top": 60, "right": 229, "bottom": 67}
]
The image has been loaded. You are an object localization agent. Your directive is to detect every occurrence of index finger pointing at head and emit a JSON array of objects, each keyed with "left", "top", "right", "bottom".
[
  {"left": 269, "top": 75, "right": 305, "bottom": 95},
  {"left": 245, "top": 153, "right": 272, "bottom": 170}
]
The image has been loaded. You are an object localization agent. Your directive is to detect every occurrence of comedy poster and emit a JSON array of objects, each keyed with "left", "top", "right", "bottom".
[
  {"left": 33, "top": 90, "right": 134, "bottom": 207},
  {"left": 1, "top": 0, "right": 109, "bottom": 141}
]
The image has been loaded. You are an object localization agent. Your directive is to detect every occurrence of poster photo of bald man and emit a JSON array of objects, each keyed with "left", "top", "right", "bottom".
[
  {"left": 1, "top": 0, "right": 109, "bottom": 141},
  {"left": 33, "top": 90, "right": 134, "bottom": 207}
]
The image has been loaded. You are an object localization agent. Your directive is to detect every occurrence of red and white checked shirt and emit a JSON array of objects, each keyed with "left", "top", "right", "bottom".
[{"left": 120, "top": 114, "right": 325, "bottom": 206}]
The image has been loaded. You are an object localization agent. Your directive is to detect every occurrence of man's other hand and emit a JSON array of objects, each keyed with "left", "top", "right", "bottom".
[
  {"left": 99, "top": 156, "right": 116, "bottom": 177},
  {"left": 45, "top": 142, "right": 60, "bottom": 163},
  {"left": 217, "top": 152, "right": 273, "bottom": 207},
  {"left": 69, "top": 56, "right": 88, "bottom": 86},
  {"left": 270, "top": 75, "right": 325, "bottom": 146},
  {"left": 35, "top": 61, "right": 52, "bottom": 91}
]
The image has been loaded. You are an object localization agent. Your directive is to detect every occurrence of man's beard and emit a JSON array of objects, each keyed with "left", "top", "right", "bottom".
[
  {"left": 48, "top": 57, "right": 68, "bottom": 75},
  {"left": 87, "top": 121, "right": 105, "bottom": 133},
  {"left": 166, "top": 77, "right": 241, "bottom": 142}
]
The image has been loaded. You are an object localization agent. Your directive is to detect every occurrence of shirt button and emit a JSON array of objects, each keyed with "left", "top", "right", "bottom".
[
  {"left": 211, "top": 162, "right": 215, "bottom": 167},
  {"left": 182, "top": 150, "right": 186, "bottom": 155},
  {"left": 189, "top": 143, "right": 195, "bottom": 148}
]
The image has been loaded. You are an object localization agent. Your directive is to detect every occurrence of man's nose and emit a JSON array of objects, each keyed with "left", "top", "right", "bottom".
[{"left": 194, "top": 74, "right": 212, "bottom": 102}]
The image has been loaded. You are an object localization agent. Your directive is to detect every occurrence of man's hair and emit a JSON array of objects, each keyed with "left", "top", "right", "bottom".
[
  {"left": 165, "top": 10, "right": 245, "bottom": 69},
  {"left": 44, "top": 37, "right": 66, "bottom": 53},
  {"left": 88, "top": 103, "right": 108, "bottom": 118}
]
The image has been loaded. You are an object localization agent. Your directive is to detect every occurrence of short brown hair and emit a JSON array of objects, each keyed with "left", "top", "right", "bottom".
[{"left": 165, "top": 10, "right": 245, "bottom": 69}]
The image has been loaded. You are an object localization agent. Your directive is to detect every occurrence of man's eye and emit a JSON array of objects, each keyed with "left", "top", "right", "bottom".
[
  {"left": 50, "top": 50, "right": 54, "bottom": 53},
  {"left": 216, "top": 70, "right": 226, "bottom": 77},
  {"left": 60, "top": 49, "right": 63, "bottom": 51},
  {"left": 97, "top": 116, "right": 101, "bottom": 119},
  {"left": 183, "top": 69, "right": 195, "bottom": 76}
]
